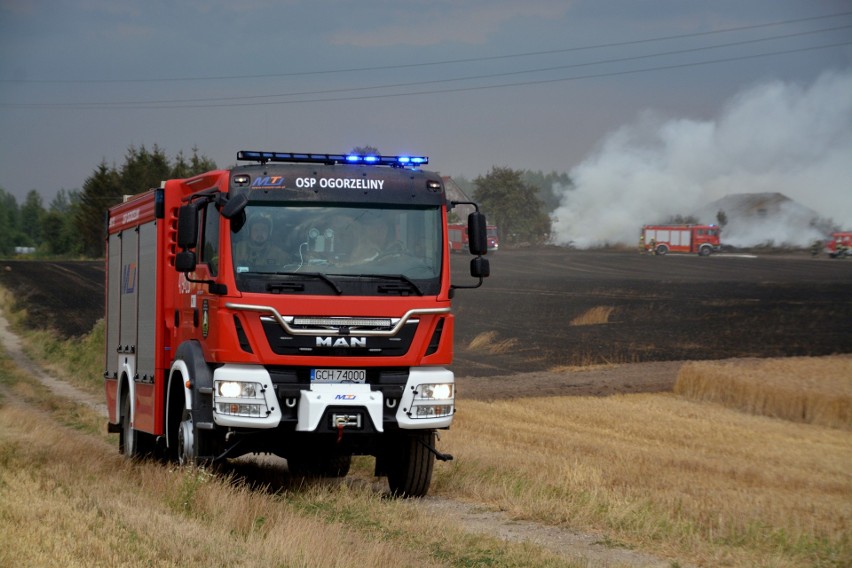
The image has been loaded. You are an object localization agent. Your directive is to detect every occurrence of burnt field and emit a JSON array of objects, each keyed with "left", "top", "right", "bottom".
[
  {"left": 451, "top": 248, "right": 852, "bottom": 376},
  {"left": 1, "top": 250, "right": 851, "bottom": 379}
]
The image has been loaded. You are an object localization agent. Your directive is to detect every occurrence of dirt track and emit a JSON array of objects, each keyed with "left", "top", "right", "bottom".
[{"left": 1, "top": 249, "right": 851, "bottom": 400}]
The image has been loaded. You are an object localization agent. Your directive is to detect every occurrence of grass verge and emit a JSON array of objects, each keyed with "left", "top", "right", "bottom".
[{"left": 0, "top": 347, "right": 576, "bottom": 567}]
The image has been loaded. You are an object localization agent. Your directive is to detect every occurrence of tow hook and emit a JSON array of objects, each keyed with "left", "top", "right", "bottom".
[
  {"left": 417, "top": 436, "right": 454, "bottom": 461},
  {"left": 334, "top": 415, "right": 349, "bottom": 444}
]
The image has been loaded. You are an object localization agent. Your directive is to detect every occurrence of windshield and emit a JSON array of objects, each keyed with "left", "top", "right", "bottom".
[{"left": 230, "top": 204, "right": 443, "bottom": 295}]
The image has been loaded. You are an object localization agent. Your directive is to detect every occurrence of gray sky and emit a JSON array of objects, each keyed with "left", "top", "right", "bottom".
[{"left": 1, "top": 0, "right": 850, "bottom": 230}]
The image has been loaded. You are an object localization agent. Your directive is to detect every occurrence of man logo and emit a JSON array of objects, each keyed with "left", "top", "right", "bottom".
[{"left": 316, "top": 337, "right": 367, "bottom": 348}]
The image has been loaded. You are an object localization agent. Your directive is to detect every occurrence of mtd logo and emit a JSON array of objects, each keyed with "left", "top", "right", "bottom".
[
  {"left": 251, "top": 176, "right": 286, "bottom": 189},
  {"left": 121, "top": 263, "right": 137, "bottom": 294}
]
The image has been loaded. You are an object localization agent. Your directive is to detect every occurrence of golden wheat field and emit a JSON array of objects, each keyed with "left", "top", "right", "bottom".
[{"left": 675, "top": 355, "right": 852, "bottom": 429}]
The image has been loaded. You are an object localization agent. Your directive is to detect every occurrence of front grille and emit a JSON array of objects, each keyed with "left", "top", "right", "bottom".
[{"left": 262, "top": 318, "right": 418, "bottom": 357}]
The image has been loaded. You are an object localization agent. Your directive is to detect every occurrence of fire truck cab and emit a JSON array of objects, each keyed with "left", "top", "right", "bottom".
[{"left": 104, "top": 151, "right": 490, "bottom": 497}]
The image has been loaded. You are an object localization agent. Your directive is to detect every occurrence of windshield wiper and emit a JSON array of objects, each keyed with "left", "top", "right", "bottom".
[
  {"left": 340, "top": 274, "right": 424, "bottom": 296},
  {"left": 270, "top": 272, "right": 342, "bottom": 295}
]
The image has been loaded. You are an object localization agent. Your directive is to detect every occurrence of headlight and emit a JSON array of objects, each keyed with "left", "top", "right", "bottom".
[
  {"left": 409, "top": 382, "right": 454, "bottom": 419},
  {"left": 415, "top": 383, "right": 454, "bottom": 400},
  {"left": 216, "top": 381, "right": 260, "bottom": 399},
  {"left": 214, "top": 380, "right": 268, "bottom": 418}
]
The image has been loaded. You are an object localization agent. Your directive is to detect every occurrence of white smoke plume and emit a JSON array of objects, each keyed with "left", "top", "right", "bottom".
[{"left": 550, "top": 69, "right": 852, "bottom": 248}]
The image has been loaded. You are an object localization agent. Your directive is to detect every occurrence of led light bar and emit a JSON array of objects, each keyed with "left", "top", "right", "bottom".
[{"left": 237, "top": 151, "right": 428, "bottom": 168}]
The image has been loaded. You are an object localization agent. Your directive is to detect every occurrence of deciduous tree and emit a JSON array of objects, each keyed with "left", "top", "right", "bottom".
[{"left": 473, "top": 167, "right": 551, "bottom": 246}]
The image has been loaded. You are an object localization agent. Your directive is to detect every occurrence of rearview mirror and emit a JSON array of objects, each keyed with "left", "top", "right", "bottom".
[
  {"left": 468, "top": 211, "right": 488, "bottom": 256},
  {"left": 175, "top": 250, "right": 197, "bottom": 273},
  {"left": 176, "top": 204, "right": 199, "bottom": 249},
  {"left": 221, "top": 193, "right": 248, "bottom": 219},
  {"left": 470, "top": 256, "right": 490, "bottom": 278}
]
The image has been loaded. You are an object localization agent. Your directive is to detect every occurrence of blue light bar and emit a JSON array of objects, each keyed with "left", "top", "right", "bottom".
[{"left": 237, "top": 151, "right": 428, "bottom": 168}]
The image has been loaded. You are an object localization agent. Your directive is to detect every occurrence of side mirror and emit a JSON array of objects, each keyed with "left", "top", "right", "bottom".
[
  {"left": 175, "top": 250, "right": 197, "bottom": 273},
  {"left": 177, "top": 204, "right": 199, "bottom": 249},
  {"left": 449, "top": 202, "right": 491, "bottom": 294},
  {"left": 467, "top": 211, "right": 488, "bottom": 256},
  {"left": 221, "top": 193, "right": 248, "bottom": 219},
  {"left": 470, "top": 256, "right": 490, "bottom": 278}
]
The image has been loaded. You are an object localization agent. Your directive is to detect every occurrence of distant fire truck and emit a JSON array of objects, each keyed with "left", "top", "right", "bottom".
[
  {"left": 825, "top": 231, "right": 852, "bottom": 258},
  {"left": 641, "top": 224, "right": 721, "bottom": 256},
  {"left": 104, "top": 150, "right": 490, "bottom": 497},
  {"left": 448, "top": 223, "right": 499, "bottom": 253}
]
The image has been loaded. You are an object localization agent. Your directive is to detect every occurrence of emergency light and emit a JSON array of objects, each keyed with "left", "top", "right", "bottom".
[{"left": 237, "top": 151, "right": 428, "bottom": 168}]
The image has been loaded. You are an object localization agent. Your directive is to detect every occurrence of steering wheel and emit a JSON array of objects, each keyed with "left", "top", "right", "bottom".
[{"left": 374, "top": 240, "right": 409, "bottom": 261}]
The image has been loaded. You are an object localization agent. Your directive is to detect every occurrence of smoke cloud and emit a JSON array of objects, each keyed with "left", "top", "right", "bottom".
[{"left": 550, "top": 69, "right": 852, "bottom": 248}]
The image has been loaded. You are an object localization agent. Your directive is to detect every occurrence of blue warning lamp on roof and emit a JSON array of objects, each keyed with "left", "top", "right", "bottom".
[{"left": 238, "top": 151, "right": 428, "bottom": 168}]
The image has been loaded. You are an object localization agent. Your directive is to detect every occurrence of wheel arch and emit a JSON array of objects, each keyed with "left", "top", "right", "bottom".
[{"left": 165, "top": 341, "right": 214, "bottom": 450}]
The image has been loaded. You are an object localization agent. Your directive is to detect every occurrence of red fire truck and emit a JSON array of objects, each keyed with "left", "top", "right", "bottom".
[
  {"left": 104, "top": 151, "right": 490, "bottom": 497},
  {"left": 641, "top": 224, "right": 721, "bottom": 256},
  {"left": 448, "top": 223, "right": 499, "bottom": 253},
  {"left": 825, "top": 231, "right": 852, "bottom": 258}
]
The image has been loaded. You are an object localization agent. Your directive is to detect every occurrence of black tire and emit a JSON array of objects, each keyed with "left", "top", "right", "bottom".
[
  {"left": 119, "top": 390, "right": 154, "bottom": 458},
  {"left": 119, "top": 391, "right": 137, "bottom": 456},
  {"left": 698, "top": 245, "right": 711, "bottom": 257},
  {"left": 655, "top": 245, "right": 668, "bottom": 256},
  {"left": 386, "top": 431, "right": 435, "bottom": 498}
]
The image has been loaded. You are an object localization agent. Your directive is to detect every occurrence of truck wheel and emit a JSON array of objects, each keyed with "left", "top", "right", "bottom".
[
  {"left": 177, "top": 407, "right": 212, "bottom": 466},
  {"left": 698, "top": 245, "right": 711, "bottom": 256},
  {"left": 119, "top": 392, "right": 138, "bottom": 456},
  {"left": 119, "top": 391, "right": 154, "bottom": 458},
  {"left": 655, "top": 245, "right": 668, "bottom": 256},
  {"left": 386, "top": 431, "right": 435, "bottom": 498}
]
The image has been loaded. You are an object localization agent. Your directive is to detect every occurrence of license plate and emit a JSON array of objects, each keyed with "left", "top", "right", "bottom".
[{"left": 310, "top": 368, "right": 366, "bottom": 383}]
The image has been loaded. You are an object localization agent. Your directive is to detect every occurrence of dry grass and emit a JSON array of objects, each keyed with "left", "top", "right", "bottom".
[
  {"left": 467, "top": 330, "right": 518, "bottom": 354},
  {"left": 0, "top": 356, "right": 574, "bottom": 567},
  {"left": 0, "top": 406, "right": 407, "bottom": 567},
  {"left": 435, "top": 375, "right": 852, "bottom": 567},
  {"left": 674, "top": 355, "right": 852, "bottom": 429},
  {"left": 569, "top": 306, "right": 615, "bottom": 326}
]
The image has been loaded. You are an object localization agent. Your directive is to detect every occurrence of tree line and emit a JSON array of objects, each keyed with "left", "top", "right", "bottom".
[
  {"left": 0, "top": 145, "right": 571, "bottom": 258},
  {"left": 0, "top": 146, "right": 216, "bottom": 258}
]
